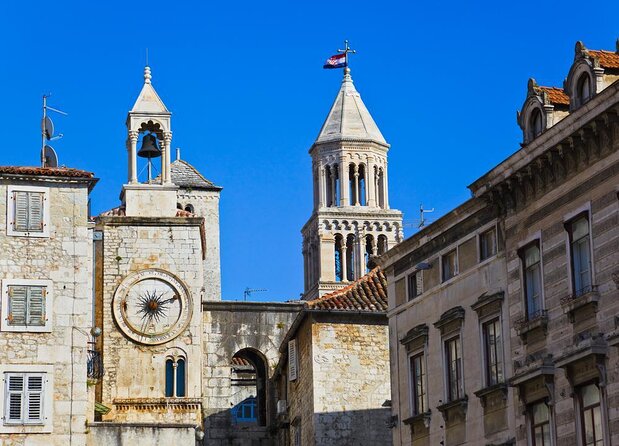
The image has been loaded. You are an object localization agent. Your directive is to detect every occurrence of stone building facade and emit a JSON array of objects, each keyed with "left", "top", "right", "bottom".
[
  {"left": 0, "top": 166, "right": 97, "bottom": 446},
  {"left": 380, "top": 40, "right": 619, "bottom": 446},
  {"left": 274, "top": 268, "right": 392, "bottom": 446}
]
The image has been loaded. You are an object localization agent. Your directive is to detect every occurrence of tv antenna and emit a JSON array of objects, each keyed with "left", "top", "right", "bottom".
[
  {"left": 41, "top": 94, "right": 67, "bottom": 168},
  {"left": 243, "top": 288, "right": 267, "bottom": 301},
  {"left": 419, "top": 204, "right": 435, "bottom": 228}
]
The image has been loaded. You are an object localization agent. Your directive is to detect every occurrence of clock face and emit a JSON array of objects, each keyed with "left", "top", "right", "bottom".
[{"left": 112, "top": 269, "right": 192, "bottom": 345}]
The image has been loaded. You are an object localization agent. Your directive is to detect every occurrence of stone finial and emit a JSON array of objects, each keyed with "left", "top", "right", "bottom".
[
  {"left": 144, "top": 66, "right": 152, "bottom": 84},
  {"left": 527, "top": 78, "right": 538, "bottom": 96},
  {"left": 575, "top": 41, "right": 588, "bottom": 59}
]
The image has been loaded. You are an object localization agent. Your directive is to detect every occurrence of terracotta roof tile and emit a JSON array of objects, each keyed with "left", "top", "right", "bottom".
[
  {"left": 538, "top": 86, "right": 569, "bottom": 106},
  {"left": 588, "top": 50, "right": 619, "bottom": 69},
  {"left": 98, "top": 206, "right": 196, "bottom": 218},
  {"left": 306, "top": 267, "right": 387, "bottom": 312},
  {"left": 231, "top": 357, "right": 252, "bottom": 367},
  {"left": 0, "top": 166, "right": 94, "bottom": 178}
]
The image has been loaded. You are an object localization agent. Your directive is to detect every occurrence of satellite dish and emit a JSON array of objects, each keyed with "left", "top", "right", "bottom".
[
  {"left": 43, "top": 145, "right": 58, "bottom": 168},
  {"left": 41, "top": 116, "right": 54, "bottom": 140}
]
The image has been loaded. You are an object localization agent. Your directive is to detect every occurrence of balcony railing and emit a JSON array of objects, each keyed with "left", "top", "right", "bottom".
[{"left": 87, "top": 350, "right": 105, "bottom": 379}]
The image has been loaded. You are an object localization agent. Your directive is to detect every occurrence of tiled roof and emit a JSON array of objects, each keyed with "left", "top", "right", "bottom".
[
  {"left": 306, "top": 267, "right": 387, "bottom": 312},
  {"left": 538, "top": 86, "right": 569, "bottom": 106},
  {"left": 0, "top": 166, "right": 94, "bottom": 178},
  {"left": 154, "top": 160, "right": 221, "bottom": 190},
  {"left": 589, "top": 50, "right": 619, "bottom": 69},
  {"left": 231, "top": 357, "right": 252, "bottom": 367}
]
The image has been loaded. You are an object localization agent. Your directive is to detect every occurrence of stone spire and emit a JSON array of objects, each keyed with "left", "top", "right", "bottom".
[
  {"left": 315, "top": 68, "right": 386, "bottom": 146},
  {"left": 131, "top": 66, "right": 169, "bottom": 114}
]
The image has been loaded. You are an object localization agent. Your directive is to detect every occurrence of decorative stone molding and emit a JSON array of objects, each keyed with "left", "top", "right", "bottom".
[
  {"left": 433, "top": 306, "right": 465, "bottom": 334},
  {"left": 473, "top": 383, "right": 508, "bottom": 409},
  {"left": 471, "top": 291, "right": 504, "bottom": 317},
  {"left": 114, "top": 398, "right": 202, "bottom": 412},
  {"left": 399, "top": 323, "right": 428, "bottom": 352},
  {"left": 436, "top": 395, "right": 468, "bottom": 422},
  {"left": 514, "top": 310, "right": 548, "bottom": 344}
]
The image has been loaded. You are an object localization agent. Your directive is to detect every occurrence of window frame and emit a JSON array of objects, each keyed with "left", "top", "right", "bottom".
[
  {"left": 481, "top": 316, "right": 504, "bottom": 387},
  {"left": 444, "top": 335, "right": 464, "bottom": 402},
  {"left": 565, "top": 212, "right": 595, "bottom": 298},
  {"left": 0, "top": 365, "right": 53, "bottom": 433},
  {"left": 528, "top": 400, "right": 552, "bottom": 446},
  {"left": 408, "top": 350, "right": 427, "bottom": 416},
  {"left": 441, "top": 249, "right": 458, "bottom": 283},
  {"left": 519, "top": 240, "right": 545, "bottom": 320},
  {"left": 1, "top": 280, "right": 53, "bottom": 333},
  {"left": 6, "top": 185, "right": 50, "bottom": 238},
  {"left": 576, "top": 382, "right": 605, "bottom": 446},
  {"left": 407, "top": 271, "right": 422, "bottom": 301},
  {"left": 479, "top": 226, "right": 498, "bottom": 262},
  {"left": 164, "top": 355, "right": 187, "bottom": 398}
]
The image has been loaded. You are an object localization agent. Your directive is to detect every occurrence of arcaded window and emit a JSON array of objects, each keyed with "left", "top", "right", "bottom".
[
  {"left": 529, "top": 108, "right": 543, "bottom": 140},
  {"left": 334, "top": 234, "right": 344, "bottom": 282},
  {"left": 567, "top": 215, "right": 593, "bottom": 297},
  {"left": 165, "top": 356, "right": 186, "bottom": 397}
]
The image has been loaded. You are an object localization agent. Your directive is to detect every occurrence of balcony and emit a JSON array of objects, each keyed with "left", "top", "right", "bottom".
[
  {"left": 87, "top": 349, "right": 105, "bottom": 380},
  {"left": 514, "top": 310, "right": 548, "bottom": 344},
  {"left": 560, "top": 285, "right": 600, "bottom": 323}
]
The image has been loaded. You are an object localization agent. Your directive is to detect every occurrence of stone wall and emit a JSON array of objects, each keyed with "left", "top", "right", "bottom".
[
  {"left": 87, "top": 422, "right": 196, "bottom": 446},
  {"left": 202, "top": 301, "right": 303, "bottom": 445},
  {"left": 311, "top": 315, "right": 391, "bottom": 446},
  {"left": 95, "top": 217, "right": 205, "bottom": 425},
  {"left": 0, "top": 180, "right": 93, "bottom": 446}
]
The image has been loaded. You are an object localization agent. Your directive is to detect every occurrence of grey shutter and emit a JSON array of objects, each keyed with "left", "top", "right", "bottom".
[
  {"left": 27, "top": 193, "right": 44, "bottom": 232},
  {"left": 25, "top": 375, "right": 44, "bottom": 423},
  {"left": 8, "top": 286, "right": 27, "bottom": 326},
  {"left": 13, "top": 191, "right": 29, "bottom": 232},
  {"left": 288, "top": 339, "right": 298, "bottom": 382},
  {"left": 6, "top": 374, "right": 24, "bottom": 423},
  {"left": 27, "top": 287, "right": 46, "bottom": 326}
]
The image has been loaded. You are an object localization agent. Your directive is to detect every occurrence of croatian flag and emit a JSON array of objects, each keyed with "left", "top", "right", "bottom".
[{"left": 323, "top": 53, "right": 347, "bottom": 69}]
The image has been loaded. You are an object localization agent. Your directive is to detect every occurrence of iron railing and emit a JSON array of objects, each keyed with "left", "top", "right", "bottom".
[{"left": 87, "top": 349, "right": 104, "bottom": 379}]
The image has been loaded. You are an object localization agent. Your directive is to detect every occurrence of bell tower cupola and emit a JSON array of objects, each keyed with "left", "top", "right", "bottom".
[
  {"left": 302, "top": 48, "right": 403, "bottom": 300},
  {"left": 123, "top": 66, "right": 178, "bottom": 217}
]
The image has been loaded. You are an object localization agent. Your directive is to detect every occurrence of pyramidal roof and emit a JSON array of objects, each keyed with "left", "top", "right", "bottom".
[
  {"left": 168, "top": 159, "right": 221, "bottom": 190},
  {"left": 315, "top": 69, "right": 386, "bottom": 145},
  {"left": 131, "top": 66, "right": 169, "bottom": 114}
]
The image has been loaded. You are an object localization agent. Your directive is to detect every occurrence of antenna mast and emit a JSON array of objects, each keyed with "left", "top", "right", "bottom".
[
  {"left": 419, "top": 204, "right": 435, "bottom": 228},
  {"left": 243, "top": 288, "right": 267, "bottom": 302},
  {"left": 41, "top": 94, "right": 66, "bottom": 167}
]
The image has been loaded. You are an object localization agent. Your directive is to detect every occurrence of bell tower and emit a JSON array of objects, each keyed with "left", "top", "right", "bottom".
[
  {"left": 302, "top": 62, "right": 403, "bottom": 300},
  {"left": 123, "top": 66, "right": 178, "bottom": 217}
]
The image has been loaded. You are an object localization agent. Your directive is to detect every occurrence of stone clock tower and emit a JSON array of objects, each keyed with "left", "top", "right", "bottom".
[{"left": 94, "top": 66, "right": 218, "bottom": 427}]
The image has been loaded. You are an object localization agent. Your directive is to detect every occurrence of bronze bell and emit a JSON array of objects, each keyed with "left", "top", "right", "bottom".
[{"left": 137, "top": 134, "right": 161, "bottom": 158}]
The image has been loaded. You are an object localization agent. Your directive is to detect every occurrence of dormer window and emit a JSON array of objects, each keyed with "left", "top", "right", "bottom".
[
  {"left": 576, "top": 73, "right": 591, "bottom": 106},
  {"left": 528, "top": 108, "right": 543, "bottom": 141}
]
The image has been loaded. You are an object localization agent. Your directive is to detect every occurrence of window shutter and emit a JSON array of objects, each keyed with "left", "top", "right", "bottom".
[
  {"left": 27, "top": 287, "right": 46, "bottom": 326},
  {"left": 6, "top": 374, "right": 24, "bottom": 423},
  {"left": 288, "top": 339, "right": 298, "bottom": 382},
  {"left": 25, "top": 375, "right": 44, "bottom": 423},
  {"left": 13, "top": 191, "right": 29, "bottom": 232},
  {"left": 416, "top": 272, "right": 424, "bottom": 295},
  {"left": 28, "top": 193, "right": 44, "bottom": 232},
  {"left": 8, "top": 286, "right": 27, "bottom": 326}
]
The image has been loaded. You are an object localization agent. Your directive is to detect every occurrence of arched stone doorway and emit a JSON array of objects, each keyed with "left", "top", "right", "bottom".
[{"left": 231, "top": 348, "right": 268, "bottom": 426}]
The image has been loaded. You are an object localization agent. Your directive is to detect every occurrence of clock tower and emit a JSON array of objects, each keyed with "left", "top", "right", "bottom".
[{"left": 94, "top": 66, "right": 216, "bottom": 427}]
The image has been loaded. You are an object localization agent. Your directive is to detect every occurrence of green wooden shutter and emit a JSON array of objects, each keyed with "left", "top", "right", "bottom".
[
  {"left": 27, "top": 287, "right": 46, "bottom": 326},
  {"left": 25, "top": 375, "right": 44, "bottom": 423},
  {"left": 27, "top": 193, "right": 44, "bottom": 232},
  {"left": 8, "top": 286, "right": 27, "bottom": 326},
  {"left": 13, "top": 192, "right": 29, "bottom": 232},
  {"left": 6, "top": 374, "right": 24, "bottom": 423}
]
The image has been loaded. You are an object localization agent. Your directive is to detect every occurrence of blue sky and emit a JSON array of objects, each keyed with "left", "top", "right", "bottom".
[{"left": 1, "top": 1, "right": 617, "bottom": 301}]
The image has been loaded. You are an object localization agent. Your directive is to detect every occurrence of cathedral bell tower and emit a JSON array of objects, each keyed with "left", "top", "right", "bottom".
[
  {"left": 302, "top": 63, "right": 403, "bottom": 300},
  {"left": 123, "top": 66, "right": 178, "bottom": 217}
]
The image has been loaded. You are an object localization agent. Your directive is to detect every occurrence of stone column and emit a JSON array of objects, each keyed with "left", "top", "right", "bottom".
[
  {"left": 164, "top": 132, "right": 173, "bottom": 185},
  {"left": 353, "top": 165, "right": 360, "bottom": 206},
  {"left": 383, "top": 164, "right": 390, "bottom": 209},
  {"left": 340, "top": 156, "right": 349, "bottom": 206},
  {"left": 341, "top": 244, "right": 347, "bottom": 282},
  {"left": 367, "top": 158, "right": 376, "bottom": 207},
  {"left": 128, "top": 131, "right": 138, "bottom": 184}
]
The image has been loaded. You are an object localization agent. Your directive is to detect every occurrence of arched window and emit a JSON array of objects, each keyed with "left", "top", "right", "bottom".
[
  {"left": 377, "top": 235, "right": 388, "bottom": 255},
  {"left": 528, "top": 108, "right": 543, "bottom": 141},
  {"left": 346, "top": 234, "right": 356, "bottom": 281},
  {"left": 334, "top": 234, "right": 344, "bottom": 282},
  {"left": 365, "top": 235, "right": 374, "bottom": 273},
  {"left": 358, "top": 165, "right": 367, "bottom": 206},
  {"left": 165, "top": 356, "right": 186, "bottom": 397},
  {"left": 184, "top": 204, "right": 194, "bottom": 213},
  {"left": 325, "top": 166, "right": 333, "bottom": 207},
  {"left": 577, "top": 73, "right": 591, "bottom": 106},
  {"left": 377, "top": 169, "right": 385, "bottom": 209},
  {"left": 231, "top": 350, "right": 268, "bottom": 426},
  {"left": 349, "top": 164, "right": 356, "bottom": 206}
]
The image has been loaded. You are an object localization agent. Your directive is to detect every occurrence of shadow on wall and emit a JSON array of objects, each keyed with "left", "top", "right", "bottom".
[{"left": 203, "top": 408, "right": 274, "bottom": 446}]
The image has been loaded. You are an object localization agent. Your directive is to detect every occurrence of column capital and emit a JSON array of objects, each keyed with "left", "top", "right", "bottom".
[{"left": 128, "top": 130, "right": 139, "bottom": 141}]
